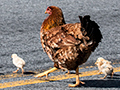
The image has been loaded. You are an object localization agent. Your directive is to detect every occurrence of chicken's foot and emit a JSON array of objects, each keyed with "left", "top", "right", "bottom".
[
  {"left": 13, "top": 68, "right": 19, "bottom": 73},
  {"left": 34, "top": 67, "right": 58, "bottom": 79}
]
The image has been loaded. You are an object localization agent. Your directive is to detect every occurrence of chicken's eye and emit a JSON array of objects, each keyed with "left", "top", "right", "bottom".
[{"left": 47, "top": 8, "right": 51, "bottom": 11}]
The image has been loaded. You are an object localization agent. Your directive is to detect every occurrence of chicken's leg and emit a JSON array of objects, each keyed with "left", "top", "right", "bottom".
[
  {"left": 34, "top": 67, "right": 58, "bottom": 79},
  {"left": 68, "top": 67, "right": 85, "bottom": 87},
  {"left": 21, "top": 68, "right": 24, "bottom": 74},
  {"left": 110, "top": 71, "right": 114, "bottom": 78},
  {"left": 66, "top": 70, "right": 70, "bottom": 74},
  {"left": 98, "top": 71, "right": 102, "bottom": 75},
  {"left": 100, "top": 74, "right": 107, "bottom": 79}
]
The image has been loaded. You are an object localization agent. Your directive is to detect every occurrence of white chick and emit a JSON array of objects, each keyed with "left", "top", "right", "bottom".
[
  {"left": 95, "top": 57, "right": 114, "bottom": 79},
  {"left": 96, "top": 57, "right": 111, "bottom": 65},
  {"left": 11, "top": 54, "right": 25, "bottom": 74}
]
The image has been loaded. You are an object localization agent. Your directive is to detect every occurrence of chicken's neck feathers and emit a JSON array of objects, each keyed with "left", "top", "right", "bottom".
[{"left": 41, "top": 11, "right": 65, "bottom": 31}]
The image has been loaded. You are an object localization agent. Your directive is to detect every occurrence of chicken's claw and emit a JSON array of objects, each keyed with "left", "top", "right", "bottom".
[
  {"left": 34, "top": 72, "right": 48, "bottom": 79},
  {"left": 68, "top": 81, "right": 85, "bottom": 87}
]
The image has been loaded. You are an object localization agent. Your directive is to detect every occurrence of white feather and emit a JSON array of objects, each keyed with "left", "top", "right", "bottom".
[{"left": 12, "top": 54, "right": 25, "bottom": 68}]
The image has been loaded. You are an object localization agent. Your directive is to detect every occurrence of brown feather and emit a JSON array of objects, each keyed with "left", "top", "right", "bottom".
[{"left": 40, "top": 6, "right": 102, "bottom": 70}]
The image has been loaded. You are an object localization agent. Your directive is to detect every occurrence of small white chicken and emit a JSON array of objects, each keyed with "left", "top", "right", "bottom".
[
  {"left": 95, "top": 57, "right": 114, "bottom": 79},
  {"left": 11, "top": 54, "right": 25, "bottom": 74}
]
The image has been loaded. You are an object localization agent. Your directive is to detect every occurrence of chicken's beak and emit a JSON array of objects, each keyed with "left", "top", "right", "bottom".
[
  {"left": 45, "top": 11, "right": 47, "bottom": 14},
  {"left": 95, "top": 62, "right": 97, "bottom": 65}
]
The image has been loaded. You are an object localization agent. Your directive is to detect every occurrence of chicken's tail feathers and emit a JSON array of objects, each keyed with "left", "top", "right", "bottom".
[{"left": 79, "top": 15, "right": 103, "bottom": 51}]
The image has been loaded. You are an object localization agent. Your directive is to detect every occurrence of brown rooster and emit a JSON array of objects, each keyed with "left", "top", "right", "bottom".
[{"left": 35, "top": 6, "right": 102, "bottom": 87}]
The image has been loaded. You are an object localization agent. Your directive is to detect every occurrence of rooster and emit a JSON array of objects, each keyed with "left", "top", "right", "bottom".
[{"left": 35, "top": 6, "right": 102, "bottom": 87}]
